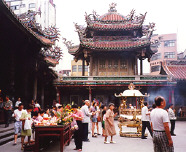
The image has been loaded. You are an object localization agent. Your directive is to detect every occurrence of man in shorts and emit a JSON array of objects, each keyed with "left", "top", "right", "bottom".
[
  {"left": 150, "top": 96, "right": 174, "bottom": 152},
  {"left": 13, "top": 103, "right": 24, "bottom": 145}
]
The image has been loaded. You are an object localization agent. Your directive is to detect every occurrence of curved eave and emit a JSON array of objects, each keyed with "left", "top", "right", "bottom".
[
  {"left": 87, "top": 23, "right": 142, "bottom": 31},
  {"left": 81, "top": 41, "right": 151, "bottom": 51},
  {"left": 0, "top": 1, "right": 53, "bottom": 47},
  {"left": 44, "top": 57, "right": 59, "bottom": 67}
]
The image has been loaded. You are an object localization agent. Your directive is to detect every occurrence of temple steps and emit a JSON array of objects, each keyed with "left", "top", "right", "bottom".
[{"left": 0, "top": 123, "right": 20, "bottom": 146}]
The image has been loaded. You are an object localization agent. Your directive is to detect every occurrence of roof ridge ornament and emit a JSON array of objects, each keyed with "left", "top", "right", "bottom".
[
  {"left": 128, "top": 83, "right": 135, "bottom": 90},
  {"left": 109, "top": 3, "right": 117, "bottom": 12}
]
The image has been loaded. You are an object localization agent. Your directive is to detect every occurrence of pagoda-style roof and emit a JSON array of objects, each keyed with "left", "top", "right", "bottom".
[
  {"left": 85, "top": 3, "right": 146, "bottom": 31},
  {"left": 160, "top": 60, "right": 186, "bottom": 80},
  {"left": 69, "top": 38, "right": 151, "bottom": 54},
  {"left": 64, "top": 3, "right": 157, "bottom": 61}
]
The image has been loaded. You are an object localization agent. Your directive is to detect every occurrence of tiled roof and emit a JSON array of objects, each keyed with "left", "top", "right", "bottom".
[
  {"left": 81, "top": 39, "right": 150, "bottom": 50},
  {"left": 88, "top": 22, "right": 141, "bottom": 31},
  {"left": 0, "top": 0, "right": 54, "bottom": 46},
  {"left": 162, "top": 61, "right": 186, "bottom": 80},
  {"left": 44, "top": 57, "right": 59, "bottom": 66},
  {"left": 100, "top": 13, "right": 127, "bottom": 22}
]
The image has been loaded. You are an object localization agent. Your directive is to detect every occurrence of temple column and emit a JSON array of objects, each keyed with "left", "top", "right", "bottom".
[
  {"left": 82, "top": 58, "right": 85, "bottom": 76},
  {"left": 89, "top": 56, "right": 93, "bottom": 76},
  {"left": 140, "top": 59, "right": 143, "bottom": 75},
  {"left": 56, "top": 87, "right": 60, "bottom": 104},
  {"left": 89, "top": 86, "right": 92, "bottom": 102},
  {"left": 41, "top": 84, "right": 44, "bottom": 109},
  {"left": 135, "top": 57, "right": 138, "bottom": 75},
  {"left": 172, "top": 88, "right": 175, "bottom": 105},
  {"left": 33, "top": 61, "right": 38, "bottom": 100}
]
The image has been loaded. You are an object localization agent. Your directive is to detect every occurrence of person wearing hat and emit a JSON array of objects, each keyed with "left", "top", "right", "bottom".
[{"left": 168, "top": 104, "right": 176, "bottom": 136}]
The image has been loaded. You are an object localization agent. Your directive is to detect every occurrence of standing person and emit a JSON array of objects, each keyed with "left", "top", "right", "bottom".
[
  {"left": 13, "top": 103, "right": 25, "bottom": 145},
  {"left": 178, "top": 107, "right": 183, "bottom": 117},
  {"left": 104, "top": 103, "right": 117, "bottom": 144},
  {"left": 71, "top": 104, "right": 84, "bottom": 151},
  {"left": 15, "top": 98, "right": 22, "bottom": 108},
  {"left": 3, "top": 96, "right": 13, "bottom": 128},
  {"left": 95, "top": 103, "right": 101, "bottom": 135},
  {"left": 20, "top": 105, "right": 33, "bottom": 150},
  {"left": 0, "top": 97, "right": 3, "bottom": 109},
  {"left": 30, "top": 100, "right": 35, "bottom": 107},
  {"left": 90, "top": 102, "right": 98, "bottom": 137},
  {"left": 150, "top": 96, "right": 174, "bottom": 152},
  {"left": 81, "top": 100, "right": 93, "bottom": 142},
  {"left": 168, "top": 104, "right": 176, "bottom": 136},
  {"left": 141, "top": 102, "right": 153, "bottom": 139},
  {"left": 34, "top": 100, "right": 41, "bottom": 112},
  {"left": 101, "top": 105, "right": 107, "bottom": 136}
]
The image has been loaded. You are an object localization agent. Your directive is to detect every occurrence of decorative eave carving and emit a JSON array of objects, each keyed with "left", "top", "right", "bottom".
[
  {"left": 41, "top": 46, "right": 62, "bottom": 62},
  {"left": 142, "top": 22, "right": 156, "bottom": 39}
]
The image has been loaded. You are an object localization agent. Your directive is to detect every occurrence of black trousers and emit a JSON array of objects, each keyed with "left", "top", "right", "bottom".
[
  {"left": 170, "top": 120, "right": 175, "bottom": 134},
  {"left": 142, "top": 121, "right": 153, "bottom": 138},
  {"left": 74, "top": 120, "right": 83, "bottom": 149},
  {"left": 4, "top": 110, "right": 12, "bottom": 126},
  {"left": 82, "top": 123, "right": 88, "bottom": 141}
]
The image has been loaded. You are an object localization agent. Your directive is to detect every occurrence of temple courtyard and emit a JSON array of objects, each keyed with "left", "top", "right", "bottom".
[{"left": 1, "top": 121, "right": 185, "bottom": 152}]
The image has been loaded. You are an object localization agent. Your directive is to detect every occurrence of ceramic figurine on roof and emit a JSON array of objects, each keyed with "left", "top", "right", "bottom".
[
  {"left": 109, "top": 2, "right": 117, "bottom": 12},
  {"left": 65, "top": 3, "right": 158, "bottom": 76}
]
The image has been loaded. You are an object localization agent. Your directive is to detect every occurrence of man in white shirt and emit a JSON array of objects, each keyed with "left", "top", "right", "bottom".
[
  {"left": 15, "top": 97, "right": 22, "bottom": 108},
  {"left": 150, "top": 96, "right": 174, "bottom": 152},
  {"left": 168, "top": 104, "right": 176, "bottom": 136},
  {"left": 13, "top": 103, "right": 24, "bottom": 145},
  {"left": 141, "top": 102, "right": 153, "bottom": 139},
  {"left": 81, "top": 100, "right": 93, "bottom": 142}
]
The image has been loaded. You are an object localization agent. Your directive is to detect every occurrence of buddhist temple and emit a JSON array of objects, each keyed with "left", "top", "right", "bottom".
[{"left": 55, "top": 3, "right": 176, "bottom": 107}]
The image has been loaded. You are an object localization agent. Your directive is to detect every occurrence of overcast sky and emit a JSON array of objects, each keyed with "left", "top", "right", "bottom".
[{"left": 53, "top": 0, "right": 186, "bottom": 73}]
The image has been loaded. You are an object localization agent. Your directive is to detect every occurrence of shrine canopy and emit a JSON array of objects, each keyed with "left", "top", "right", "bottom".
[
  {"left": 65, "top": 3, "right": 158, "bottom": 62},
  {"left": 160, "top": 60, "right": 186, "bottom": 80},
  {"left": 115, "top": 83, "right": 144, "bottom": 97}
]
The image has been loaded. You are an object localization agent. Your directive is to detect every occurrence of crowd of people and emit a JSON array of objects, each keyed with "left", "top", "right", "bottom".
[
  {"left": 0, "top": 96, "right": 118, "bottom": 151},
  {"left": 0, "top": 94, "right": 184, "bottom": 152}
]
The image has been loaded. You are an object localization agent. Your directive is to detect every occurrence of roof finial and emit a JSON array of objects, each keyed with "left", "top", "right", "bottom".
[{"left": 109, "top": 3, "right": 117, "bottom": 12}]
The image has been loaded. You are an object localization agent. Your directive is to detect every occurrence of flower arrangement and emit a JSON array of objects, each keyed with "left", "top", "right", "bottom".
[{"left": 57, "top": 104, "right": 73, "bottom": 125}]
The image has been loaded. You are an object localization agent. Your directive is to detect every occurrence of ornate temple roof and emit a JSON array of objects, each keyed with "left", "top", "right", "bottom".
[
  {"left": 64, "top": 3, "right": 157, "bottom": 60},
  {"left": 80, "top": 38, "right": 150, "bottom": 51},
  {"left": 0, "top": 0, "right": 62, "bottom": 66},
  {"left": 84, "top": 3, "right": 146, "bottom": 31},
  {"left": 161, "top": 60, "right": 186, "bottom": 80}
]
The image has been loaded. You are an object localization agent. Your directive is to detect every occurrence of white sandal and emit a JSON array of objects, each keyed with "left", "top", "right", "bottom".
[{"left": 104, "top": 141, "right": 110, "bottom": 144}]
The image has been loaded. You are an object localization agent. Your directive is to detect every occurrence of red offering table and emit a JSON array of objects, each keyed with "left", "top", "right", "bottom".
[{"left": 34, "top": 123, "right": 72, "bottom": 152}]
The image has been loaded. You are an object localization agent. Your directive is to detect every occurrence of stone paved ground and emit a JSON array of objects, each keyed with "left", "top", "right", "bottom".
[{"left": 0, "top": 121, "right": 186, "bottom": 152}]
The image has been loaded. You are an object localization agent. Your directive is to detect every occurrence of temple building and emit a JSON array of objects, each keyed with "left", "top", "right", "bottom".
[
  {"left": 55, "top": 3, "right": 176, "bottom": 107},
  {"left": 0, "top": 0, "right": 61, "bottom": 108}
]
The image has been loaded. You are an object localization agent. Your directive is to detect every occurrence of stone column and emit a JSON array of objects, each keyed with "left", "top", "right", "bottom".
[
  {"left": 41, "top": 84, "right": 44, "bottom": 109},
  {"left": 89, "top": 86, "right": 92, "bottom": 102},
  {"left": 140, "top": 59, "right": 143, "bottom": 75},
  {"left": 82, "top": 58, "right": 85, "bottom": 76},
  {"left": 33, "top": 61, "right": 38, "bottom": 100},
  {"left": 89, "top": 56, "right": 93, "bottom": 76}
]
